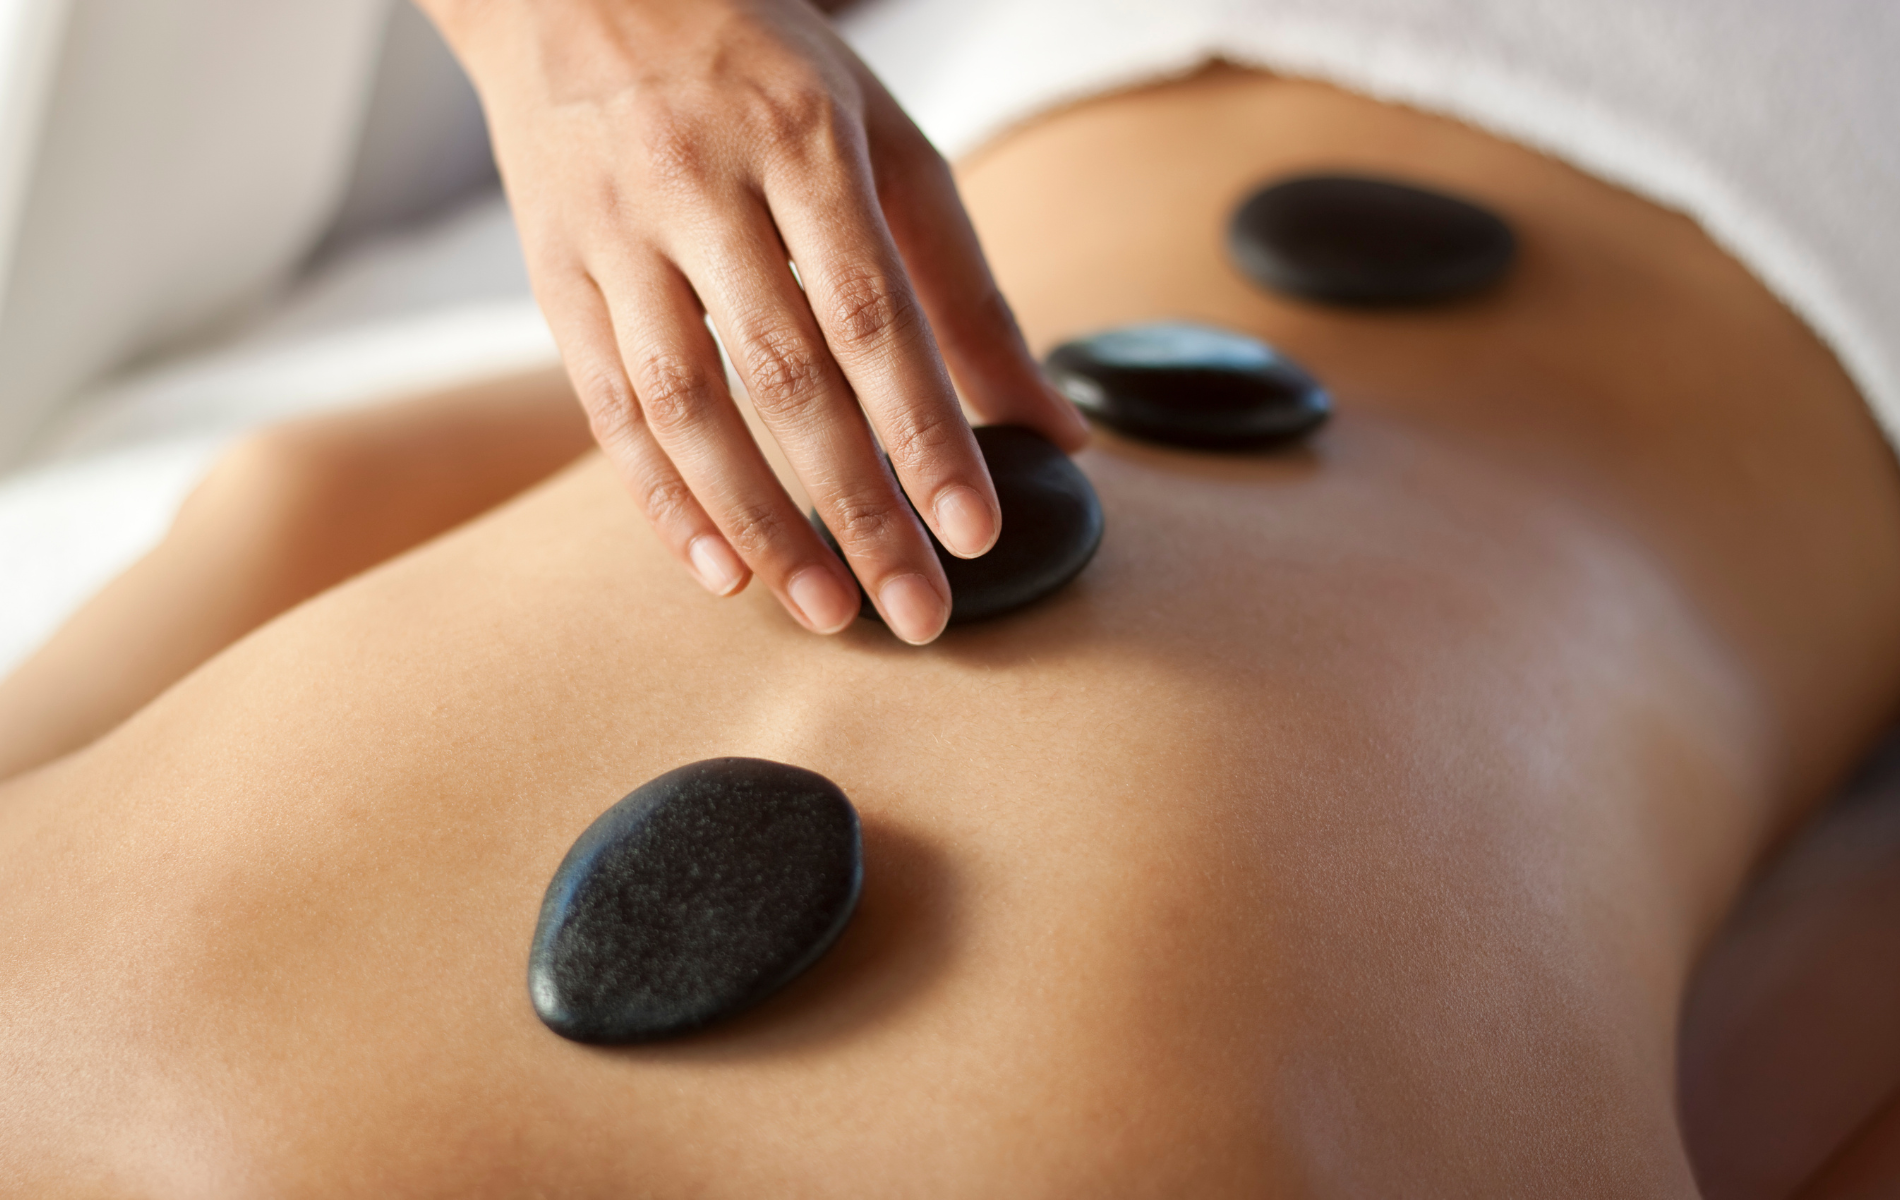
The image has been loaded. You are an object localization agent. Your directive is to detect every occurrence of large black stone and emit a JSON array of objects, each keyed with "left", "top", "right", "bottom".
[
  {"left": 528, "top": 758, "right": 863, "bottom": 1045},
  {"left": 1043, "top": 321, "right": 1330, "bottom": 449},
  {"left": 1228, "top": 174, "right": 1515, "bottom": 305},
  {"left": 812, "top": 424, "right": 1103, "bottom": 627}
]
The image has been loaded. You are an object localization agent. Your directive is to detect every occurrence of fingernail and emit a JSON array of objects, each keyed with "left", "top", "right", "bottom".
[
  {"left": 689, "top": 536, "right": 746, "bottom": 596},
  {"left": 788, "top": 567, "right": 858, "bottom": 634},
  {"left": 878, "top": 573, "right": 949, "bottom": 645},
  {"left": 932, "top": 485, "right": 999, "bottom": 559}
]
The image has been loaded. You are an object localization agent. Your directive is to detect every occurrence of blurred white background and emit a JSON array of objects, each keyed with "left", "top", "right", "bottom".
[{"left": 0, "top": 0, "right": 555, "bottom": 672}]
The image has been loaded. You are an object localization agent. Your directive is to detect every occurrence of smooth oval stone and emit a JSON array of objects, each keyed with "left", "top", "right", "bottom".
[
  {"left": 528, "top": 757, "right": 863, "bottom": 1045},
  {"left": 1043, "top": 321, "right": 1330, "bottom": 449},
  {"left": 1228, "top": 174, "right": 1515, "bottom": 305},
  {"left": 812, "top": 424, "right": 1103, "bottom": 627}
]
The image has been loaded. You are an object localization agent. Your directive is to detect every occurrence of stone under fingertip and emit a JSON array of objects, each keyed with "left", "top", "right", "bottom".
[
  {"left": 810, "top": 426, "right": 1104, "bottom": 631},
  {"left": 528, "top": 758, "right": 863, "bottom": 1045}
]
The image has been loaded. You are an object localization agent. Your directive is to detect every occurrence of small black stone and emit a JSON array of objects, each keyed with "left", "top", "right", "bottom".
[
  {"left": 1043, "top": 321, "right": 1330, "bottom": 449},
  {"left": 1228, "top": 174, "right": 1516, "bottom": 305},
  {"left": 528, "top": 758, "right": 863, "bottom": 1045},
  {"left": 812, "top": 424, "right": 1103, "bottom": 627}
]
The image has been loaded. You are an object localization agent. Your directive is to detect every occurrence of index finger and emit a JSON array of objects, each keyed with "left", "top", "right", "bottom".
[{"left": 764, "top": 143, "right": 1002, "bottom": 564}]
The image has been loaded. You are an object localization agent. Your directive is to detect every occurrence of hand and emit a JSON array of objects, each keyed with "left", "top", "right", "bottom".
[{"left": 419, "top": 0, "right": 1088, "bottom": 644}]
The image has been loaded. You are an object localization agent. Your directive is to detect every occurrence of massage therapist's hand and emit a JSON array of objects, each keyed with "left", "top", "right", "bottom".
[{"left": 417, "top": 0, "right": 1088, "bottom": 644}]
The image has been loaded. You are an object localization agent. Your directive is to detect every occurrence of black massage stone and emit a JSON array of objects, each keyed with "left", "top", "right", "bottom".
[
  {"left": 1043, "top": 321, "right": 1330, "bottom": 449},
  {"left": 812, "top": 424, "right": 1103, "bottom": 627},
  {"left": 528, "top": 757, "right": 863, "bottom": 1045},
  {"left": 1228, "top": 174, "right": 1515, "bottom": 305}
]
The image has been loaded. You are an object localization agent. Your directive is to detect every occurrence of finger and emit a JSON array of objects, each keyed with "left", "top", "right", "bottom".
[
  {"left": 870, "top": 110, "right": 1090, "bottom": 452},
  {"left": 535, "top": 267, "right": 752, "bottom": 600},
  {"left": 595, "top": 255, "right": 874, "bottom": 638},
  {"left": 762, "top": 136, "right": 1006, "bottom": 569},
  {"left": 675, "top": 203, "right": 954, "bottom": 645}
]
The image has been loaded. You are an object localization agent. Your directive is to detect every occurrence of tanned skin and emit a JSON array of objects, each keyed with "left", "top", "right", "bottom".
[{"left": 2, "top": 69, "right": 1899, "bottom": 1198}]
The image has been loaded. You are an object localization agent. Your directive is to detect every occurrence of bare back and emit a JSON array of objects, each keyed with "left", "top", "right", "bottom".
[{"left": 4, "top": 70, "right": 1899, "bottom": 1198}]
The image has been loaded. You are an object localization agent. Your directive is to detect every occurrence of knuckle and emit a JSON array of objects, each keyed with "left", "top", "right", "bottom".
[
  {"left": 824, "top": 266, "right": 922, "bottom": 355},
  {"left": 719, "top": 501, "right": 787, "bottom": 557},
  {"left": 639, "top": 475, "right": 699, "bottom": 528},
  {"left": 879, "top": 406, "right": 959, "bottom": 475},
  {"left": 575, "top": 368, "right": 644, "bottom": 452},
  {"left": 825, "top": 485, "right": 901, "bottom": 548},
  {"left": 755, "top": 81, "right": 872, "bottom": 179},
  {"left": 742, "top": 327, "right": 827, "bottom": 420},
  {"left": 640, "top": 107, "right": 711, "bottom": 191},
  {"left": 633, "top": 352, "right": 716, "bottom": 437},
  {"left": 748, "top": 78, "right": 841, "bottom": 152}
]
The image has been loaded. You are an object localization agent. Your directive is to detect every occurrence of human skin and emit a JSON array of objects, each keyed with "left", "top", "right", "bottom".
[
  {"left": 3, "top": 69, "right": 1900, "bottom": 1196},
  {"left": 1678, "top": 762, "right": 1900, "bottom": 1200},
  {"left": 416, "top": 0, "right": 1086, "bottom": 645}
]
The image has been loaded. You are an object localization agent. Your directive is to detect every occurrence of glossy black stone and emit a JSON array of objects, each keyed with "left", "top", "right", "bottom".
[
  {"left": 1228, "top": 174, "right": 1515, "bottom": 305},
  {"left": 1043, "top": 321, "right": 1330, "bottom": 449},
  {"left": 528, "top": 758, "right": 863, "bottom": 1045},
  {"left": 812, "top": 424, "right": 1103, "bottom": 627}
]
